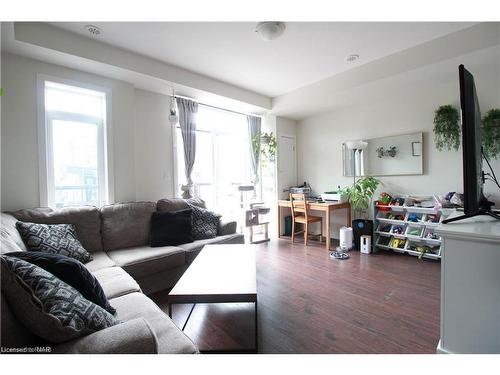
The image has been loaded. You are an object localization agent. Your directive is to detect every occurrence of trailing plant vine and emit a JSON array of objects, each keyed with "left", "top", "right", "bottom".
[
  {"left": 482, "top": 109, "right": 500, "bottom": 159},
  {"left": 433, "top": 105, "right": 460, "bottom": 151},
  {"left": 253, "top": 132, "right": 277, "bottom": 160}
]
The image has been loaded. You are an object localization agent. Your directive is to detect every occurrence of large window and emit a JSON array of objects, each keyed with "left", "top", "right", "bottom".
[
  {"left": 41, "top": 80, "right": 109, "bottom": 208},
  {"left": 176, "top": 105, "right": 252, "bottom": 220}
]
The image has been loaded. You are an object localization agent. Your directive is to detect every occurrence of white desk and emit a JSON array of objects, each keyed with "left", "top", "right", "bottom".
[{"left": 436, "top": 212, "right": 500, "bottom": 354}]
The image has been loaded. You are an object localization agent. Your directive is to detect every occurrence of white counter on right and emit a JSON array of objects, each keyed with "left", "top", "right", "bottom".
[{"left": 436, "top": 212, "right": 500, "bottom": 354}]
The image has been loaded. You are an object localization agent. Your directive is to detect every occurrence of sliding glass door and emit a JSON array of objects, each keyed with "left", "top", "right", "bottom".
[{"left": 176, "top": 105, "right": 253, "bottom": 221}]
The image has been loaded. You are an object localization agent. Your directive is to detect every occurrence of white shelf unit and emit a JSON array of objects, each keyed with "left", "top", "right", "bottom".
[{"left": 373, "top": 203, "right": 448, "bottom": 260}]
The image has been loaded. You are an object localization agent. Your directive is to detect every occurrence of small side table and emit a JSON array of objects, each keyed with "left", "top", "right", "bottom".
[{"left": 246, "top": 203, "right": 270, "bottom": 244}]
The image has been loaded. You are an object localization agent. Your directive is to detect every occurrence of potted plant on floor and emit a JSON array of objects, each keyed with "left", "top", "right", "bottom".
[{"left": 340, "top": 176, "right": 380, "bottom": 250}]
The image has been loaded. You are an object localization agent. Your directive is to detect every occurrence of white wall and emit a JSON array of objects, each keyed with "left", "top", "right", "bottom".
[
  {"left": 1, "top": 52, "right": 136, "bottom": 211},
  {"left": 133, "top": 89, "right": 175, "bottom": 201},
  {"left": 276, "top": 116, "right": 298, "bottom": 198},
  {"left": 0, "top": 52, "right": 275, "bottom": 211},
  {"left": 297, "top": 46, "right": 500, "bottom": 239}
]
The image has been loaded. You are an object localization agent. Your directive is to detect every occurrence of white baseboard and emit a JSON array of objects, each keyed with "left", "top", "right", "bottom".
[{"left": 436, "top": 339, "right": 454, "bottom": 354}]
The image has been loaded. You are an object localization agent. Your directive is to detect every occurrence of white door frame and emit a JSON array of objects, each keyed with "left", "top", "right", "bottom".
[{"left": 277, "top": 134, "right": 297, "bottom": 198}]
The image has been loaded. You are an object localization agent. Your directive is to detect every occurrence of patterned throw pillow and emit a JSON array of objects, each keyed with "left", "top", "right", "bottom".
[
  {"left": 0, "top": 256, "right": 119, "bottom": 343},
  {"left": 188, "top": 204, "right": 221, "bottom": 240},
  {"left": 7, "top": 252, "right": 116, "bottom": 314},
  {"left": 16, "top": 222, "right": 93, "bottom": 263}
]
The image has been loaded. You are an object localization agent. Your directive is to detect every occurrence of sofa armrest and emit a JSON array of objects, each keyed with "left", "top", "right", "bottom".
[
  {"left": 53, "top": 318, "right": 158, "bottom": 354},
  {"left": 218, "top": 220, "right": 237, "bottom": 236}
]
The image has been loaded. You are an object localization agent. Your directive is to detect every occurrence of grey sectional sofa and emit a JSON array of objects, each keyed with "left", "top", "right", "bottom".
[{"left": 0, "top": 198, "right": 244, "bottom": 354}]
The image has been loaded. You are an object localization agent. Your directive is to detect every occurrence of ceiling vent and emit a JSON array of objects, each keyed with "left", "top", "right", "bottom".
[
  {"left": 84, "top": 25, "right": 102, "bottom": 36},
  {"left": 255, "top": 22, "right": 286, "bottom": 41},
  {"left": 345, "top": 54, "right": 360, "bottom": 63}
]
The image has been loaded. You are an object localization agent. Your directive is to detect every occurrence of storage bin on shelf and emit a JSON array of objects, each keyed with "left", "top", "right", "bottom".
[
  {"left": 423, "top": 227, "right": 441, "bottom": 242},
  {"left": 389, "top": 237, "right": 407, "bottom": 250},
  {"left": 390, "top": 224, "right": 407, "bottom": 237},
  {"left": 405, "top": 211, "right": 426, "bottom": 224},
  {"left": 407, "top": 240, "right": 441, "bottom": 259},
  {"left": 376, "top": 222, "right": 392, "bottom": 236},
  {"left": 405, "top": 225, "right": 423, "bottom": 238},
  {"left": 376, "top": 210, "right": 405, "bottom": 224}
]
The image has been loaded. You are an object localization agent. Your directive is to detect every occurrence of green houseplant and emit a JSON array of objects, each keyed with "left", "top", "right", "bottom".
[
  {"left": 253, "top": 132, "right": 277, "bottom": 161},
  {"left": 482, "top": 109, "right": 500, "bottom": 159},
  {"left": 433, "top": 105, "right": 460, "bottom": 151},
  {"left": 340, "top": 176, "right": 380, "bottom": 219}
]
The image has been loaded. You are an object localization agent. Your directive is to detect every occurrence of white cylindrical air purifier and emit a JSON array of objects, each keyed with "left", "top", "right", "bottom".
[
  {"left": 339, "top": 227, "right": 353, "bottom": 250},
  {"left": 360, "top": 235, "right": 372, "bottom": 254}
]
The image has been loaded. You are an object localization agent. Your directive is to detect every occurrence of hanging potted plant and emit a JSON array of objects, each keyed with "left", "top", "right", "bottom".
[
  {"left": 433, "top": 105, "right": 460, "bottom": 151},
  {"left": 482, "top": 109, "right": 500, "bottom": 159},
  {"left": 254, "top": 132, "right": 277, "bottom": 161}
]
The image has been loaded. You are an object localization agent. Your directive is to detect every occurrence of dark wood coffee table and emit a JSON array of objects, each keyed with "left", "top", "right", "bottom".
[{"left": 168, "top": 244, "right": 257, "bottom": 353}]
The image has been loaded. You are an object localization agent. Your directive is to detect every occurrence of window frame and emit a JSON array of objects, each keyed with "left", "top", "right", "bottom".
[{"left": 37, "top": 74, "right": 114, "bottom": 208}]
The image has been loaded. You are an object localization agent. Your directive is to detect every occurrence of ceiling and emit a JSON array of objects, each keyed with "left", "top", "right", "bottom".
[{"left": 48, "top": 22, "right": 476, "bottom": 97}]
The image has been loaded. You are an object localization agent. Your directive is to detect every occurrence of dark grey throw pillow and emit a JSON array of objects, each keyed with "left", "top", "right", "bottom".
[
  {"left": 188, "top": 204, "right": 221, "bottom": 240},
  {"left": 7, "top": 252, "right": 115, "bottom": 314},
  {"left": 0, "top": 256, "right": 119, "bottom": 343},
  {"left": 150, "top": 209, "right": 194, "bottom": 247},
  {"left": 16, "top": 221, "right": 93, "bottom": 263}
]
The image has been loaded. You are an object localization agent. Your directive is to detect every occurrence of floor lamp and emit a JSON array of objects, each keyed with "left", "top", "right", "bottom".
[
  {"left": 332, "top": 140, "right": 367, "bottom": 260},
  {"left": 345, "top": 140, "right": 368, "bottom": 186}
]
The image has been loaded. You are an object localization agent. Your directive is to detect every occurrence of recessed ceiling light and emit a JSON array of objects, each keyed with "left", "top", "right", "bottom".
[
  {"left": 255, "top": 22, "right": 286, "bottom": 41},
  {"left": 346, "top": 54, "right": 360, "bottom": 63},
  {"left": 84, "top": 25, "right": 102, "bottom": 36}
]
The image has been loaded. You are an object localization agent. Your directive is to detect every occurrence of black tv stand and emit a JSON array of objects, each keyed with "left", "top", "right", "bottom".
[{"left": 442, "top": 209, "right": 500, "bottom": 224}]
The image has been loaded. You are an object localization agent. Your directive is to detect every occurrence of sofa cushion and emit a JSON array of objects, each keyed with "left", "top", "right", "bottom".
[
  {"left": 16, "top": 222, "right": 93, "bottom": 263},
  {"left": 178, "top": 233, "right": 245, "bottom": 263},
  {"left": 156, "top": 197, "right": 205, "bottom": 212},
  {"left": 11, "top": 206, "right": 103, "bottom": 252},
  {"left": 7, "top": 251, "right": 115, "bottom": 314},
  {"left": 189, "top": 204, "right": 221, "bottom": 240},
  {"left": 92, "top": 266, "right": 141, "bottom": 299},
  {"left": 218, "top": 220, "right": 238, "bottom": 236},
  {"left": 1, "top": 292, "right": 42, "bottom": 349},
  {"left": 85, "top": 251, "right": 116, "bottom": 273},
  {"left": 1, "top": 256, "right": 119, "bottom": 343},
  {"left": 101, "top": 202, "right": 157, "bottom": 251},
  {"left": 54, "top": 318, "right": 158, "bottom": 354},
  {"left": 135, "top": 265, "right": 190, "bottom": 296},
  {"left": 150, "top": 209, "right": 194, "bottom": 247},
  {"left": 107, "top": 246, "right": 185, "bottom": 279},
  {"left": 1, "top": 213, "right": 28, "bottom": 254},
  {"left": 110, "top": 292, "right": 198, "bottom": 354}
]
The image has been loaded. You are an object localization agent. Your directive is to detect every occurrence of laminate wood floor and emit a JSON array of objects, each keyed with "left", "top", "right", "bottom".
[{"left": 151, "top": 239, "right": 441, "bottom": 354}]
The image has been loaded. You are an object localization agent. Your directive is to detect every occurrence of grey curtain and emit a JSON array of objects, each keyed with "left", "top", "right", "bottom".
[
  {"left": 176, "top": 97, "right": 198, "bottom": 198},
  {"left": 247, "top": 115, "right": 261, "bottom": 185}
]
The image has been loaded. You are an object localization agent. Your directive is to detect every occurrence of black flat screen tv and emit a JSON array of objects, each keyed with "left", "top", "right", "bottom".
[{"left": 442, "top": 65, "right": 499, "bottom": 224}]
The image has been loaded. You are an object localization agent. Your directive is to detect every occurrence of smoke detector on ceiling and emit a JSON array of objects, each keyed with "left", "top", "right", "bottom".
[
  {"left": 255, "top": 22, "right": 286, "bottom": 41},
  {"left": 84, "top": 25, "right": 102, "bottom": 36},
  {"left": 346, "top": 54, "right": 360, "bottom": 63}
]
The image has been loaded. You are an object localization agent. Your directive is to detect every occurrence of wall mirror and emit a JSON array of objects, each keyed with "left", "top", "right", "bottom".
[{"left": 342, "top": 132, "right": 423, "bottom": 177}]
